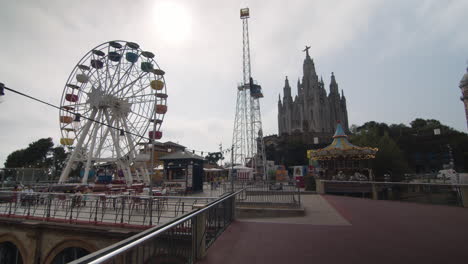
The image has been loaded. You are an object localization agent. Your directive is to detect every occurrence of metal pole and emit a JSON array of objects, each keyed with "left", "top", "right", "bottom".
[{"left": 231, "top": 145, "right": 234, "bottom": 193}]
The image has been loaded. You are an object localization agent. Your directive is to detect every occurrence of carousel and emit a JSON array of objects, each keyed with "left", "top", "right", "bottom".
[{"left": 307, "top": 121, "right": 378, "bottom": 181}]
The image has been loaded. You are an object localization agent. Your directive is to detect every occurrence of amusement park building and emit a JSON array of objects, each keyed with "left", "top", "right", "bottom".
[{"left": 278, "top": 50, "right": 349, "bottom": 136}]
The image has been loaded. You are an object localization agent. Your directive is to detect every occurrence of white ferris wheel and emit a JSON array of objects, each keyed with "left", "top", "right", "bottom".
[{"left": 58, "top": 40, "right": 167, "bottom": 185}]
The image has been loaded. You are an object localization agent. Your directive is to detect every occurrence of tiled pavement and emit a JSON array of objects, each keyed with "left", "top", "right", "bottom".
[{"left": 199, "top": 195, "right": 468, "bottom": 264}]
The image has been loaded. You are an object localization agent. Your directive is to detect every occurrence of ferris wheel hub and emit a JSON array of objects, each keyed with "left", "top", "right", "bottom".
[{"left": 87, "top": 88, "right": 132, "bottom": 116}]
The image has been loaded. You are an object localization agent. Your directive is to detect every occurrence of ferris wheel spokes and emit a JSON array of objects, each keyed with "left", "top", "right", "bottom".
[{"left": 94, "top": 115, "right": 115, "bottom": 161}]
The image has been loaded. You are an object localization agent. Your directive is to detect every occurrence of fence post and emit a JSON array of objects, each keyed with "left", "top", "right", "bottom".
[
  {"left": 121, "top": 198, "right": 125, "bottom": 224},
  {"left": 94, "top": 199, "right": 98, "bottom": 223},
  {"left": 27, "top": 196, "right": 31, "bottom": 217},
  {"left": 192, "top": 204, "right": 207, "bottom": 260},
  {"left": 149, "top": 197, "right": 153, "bottom": 226},
  {"left": 460, "top": 186, "right": 468, "bottom": 208},
  {"left": 231, "top": 195, "right": 237, "bottom": 221},
  {"left": 372, "top": 183, "right": 379, "bottom": 200},
  {"left": 8, "top": 196, "right": 12, "bottom": 216},
  {"left": 46, "top": 194, "right": 52, "bottom": 219},
  {"left": 297, "top": 185, "right": 301, "bottom": 205},
  {"left": 315, "top": 179, "right": 325, "bottom": 194},
  {"left": 70, "top": 197, "right": 73, "bottom": 223}
]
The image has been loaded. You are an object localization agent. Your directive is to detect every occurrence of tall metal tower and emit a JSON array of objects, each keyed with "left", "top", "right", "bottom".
[{"left": 231, "top": 8, "right": 267, "bottom": 179}]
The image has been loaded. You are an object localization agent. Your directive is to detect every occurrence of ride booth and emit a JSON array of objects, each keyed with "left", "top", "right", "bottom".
[
  {"left": 160, "top": 150, "right": 204, "bottom": 193},
  {"left": 231, "top": 166, "right": 253, "bottom": 181}
]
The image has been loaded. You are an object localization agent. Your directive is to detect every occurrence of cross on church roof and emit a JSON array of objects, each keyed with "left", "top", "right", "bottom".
[{"left": 303, "top": 45, "right": 311, "bottom": 57}]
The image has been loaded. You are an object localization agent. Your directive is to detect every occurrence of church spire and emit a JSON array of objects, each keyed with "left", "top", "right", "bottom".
[
  {"left": 283, "top": 76, "right": 292, "bottom": 99},
  {"left": 330, "top": 72, "right": 339, "bottom": 95},
  {"left": 302, "top": 45, "right": 317, "bottom": 84}
]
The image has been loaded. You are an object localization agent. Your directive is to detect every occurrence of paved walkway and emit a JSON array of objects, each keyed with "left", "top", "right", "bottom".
[{"left": 199, "top": 195, "right": 468, "bottom": 264}]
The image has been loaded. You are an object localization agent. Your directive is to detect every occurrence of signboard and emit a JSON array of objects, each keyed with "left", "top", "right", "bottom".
[
  {"left": 187, "top": 165, "right": 193, "bottom": 188},
  {"left": 293, "top": 166, "right": 306, "bottom": 177},
  {"left": 165, "top": 181, "right": 186, "bottom": 189},
  {"left": 314, "top": 137, "right": 319, "bottom": 144}
]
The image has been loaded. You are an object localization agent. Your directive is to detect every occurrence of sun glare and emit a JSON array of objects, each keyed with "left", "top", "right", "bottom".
[{"left": 154, "top": 1, "right": 192, "bottom": 45}]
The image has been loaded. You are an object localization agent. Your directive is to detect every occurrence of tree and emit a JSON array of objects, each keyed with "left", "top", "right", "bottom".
[
  {"left": 4, "top": 149, "right": 27, "bottom": 168},
  {"left": 349, "top": 124, "right": 358, "bottom": 134},
  {"left": 357, "top": 121, "right": 390, "bottom": 136},
  {"left": 47, "top": 146, "right": 67, "bottom": 178},
  {"left": 4, "top": 138, "right": 58, "bottom": 168},
  {"left": 350, "top": 128, "right": 410, "bottom": 181}
]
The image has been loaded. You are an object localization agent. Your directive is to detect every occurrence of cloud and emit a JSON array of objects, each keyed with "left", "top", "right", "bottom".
[{"left": 1, "top": 0, "right": 467, "bottom": 167}]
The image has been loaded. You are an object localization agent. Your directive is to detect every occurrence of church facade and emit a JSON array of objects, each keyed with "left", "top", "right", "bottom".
[{"left": 278, "top": 50, "right": 349, "bottom": 136}]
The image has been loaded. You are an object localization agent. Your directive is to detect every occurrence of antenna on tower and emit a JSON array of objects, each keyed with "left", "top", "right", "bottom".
[{"left": 231, "top": 7, "right": 267, "bottom": 180}]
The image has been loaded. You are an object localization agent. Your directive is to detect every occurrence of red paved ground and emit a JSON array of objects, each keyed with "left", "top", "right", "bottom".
[{"left": 199, "top": 195, "right": 468, "bottom": 264}]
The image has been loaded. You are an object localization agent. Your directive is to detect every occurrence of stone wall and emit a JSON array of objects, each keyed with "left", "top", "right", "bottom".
[{"left": 0, "top": 218, "right": 140, "bottom": 264}]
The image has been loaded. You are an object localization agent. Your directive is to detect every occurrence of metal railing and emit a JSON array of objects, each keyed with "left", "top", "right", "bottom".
[
  {"left": 0, "top": 168, "right": 54, "bottom": 187},
  {"left": 69, "top": 189, "right": 242, "bottom": 264},
  {"left": 223, "top": 181, "right": 301, "bottom": 208},
  {"left": 0, "top": 191, "right": 216, "bottom": 227},
  {"left": 321, "top": 180, "right": 466, "bottom": 207}
]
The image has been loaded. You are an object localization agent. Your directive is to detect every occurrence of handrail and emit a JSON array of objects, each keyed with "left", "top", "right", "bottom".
[
  {"left": 320, "top": 180, "right": 468, "bottom": 187},
  {"left": 70, "top": 189, "right": 243, "bottom": 264},
  {"left": 0, "top": 190, "right": 219, "bottom": 200}
]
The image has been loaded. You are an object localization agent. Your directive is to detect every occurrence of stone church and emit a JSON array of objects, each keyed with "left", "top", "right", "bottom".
[{"left": 277, "top": 48, "right": 349, "bottom": 136}]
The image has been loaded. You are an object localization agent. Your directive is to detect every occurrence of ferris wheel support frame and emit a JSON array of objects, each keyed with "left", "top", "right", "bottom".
[
  {"left": 59, "top": 109, "right": 98, "bottom": 183},
  {"left": 104, "top": 111, "right": 132, "bottom": 185},
  {"left": 81, "top": 110, "right": 102, "bottom": 184}
]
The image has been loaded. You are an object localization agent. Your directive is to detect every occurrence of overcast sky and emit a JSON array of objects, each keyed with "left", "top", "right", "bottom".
[{"left": 1, "top": 0, "right": 467, "bottom": 166}]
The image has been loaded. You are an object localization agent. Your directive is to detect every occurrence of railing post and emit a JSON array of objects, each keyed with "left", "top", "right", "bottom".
[
  {"left": 231, "top": 195, "right": 237, "bottom": 221},
  {"left": 121, "top": 198, "right": 125, "bottom": 224},
  {"left": 94, "top": 199, "right": 99, "bottom": 223},
  {"left": 372, "top": 183, "right": 379, "bottom": 200},
  {"left": 8, "top": 196, "right": 12, "bottom": 216},
  {"left": 27, "top": 195, "right": 31, "bottom": 217},
  {"left": 297, "top": 185, "right": 301, "bottom": 205},
  {"left": 149, "top": 196, "right": 153, "bottom": 226},
  {"left": 46, "top": 194, "right": 52, "bottom": 219},
  {"left": 192, "top": 204, "right": 207, "bottom": 260},
  {"left": 315, "top": 179, "right": 325, "bottom": 194},
  {"left": 460, "top": 186, "right": 468, "bottom": 208},
  {"left": 70, "top": 196, "right": 73, "bottom": 223}
]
